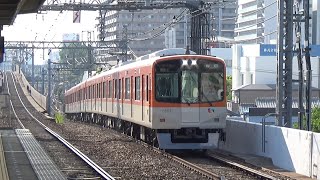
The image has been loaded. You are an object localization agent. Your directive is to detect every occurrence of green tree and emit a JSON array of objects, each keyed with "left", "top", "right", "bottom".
[
  {"left": 293, "top": 107, "right": 320, "bottom": 132},
  {"left": 55, "top": 43, "right": 94, "bottom": 103},
  {"left": 226, "top": 75, "right": 232, "bottom": 100},
  {"left": 59, "top": 43, "right": 90, "bottom": 82}
]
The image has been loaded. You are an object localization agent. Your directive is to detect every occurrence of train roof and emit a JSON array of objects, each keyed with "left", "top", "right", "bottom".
[{"left": 66, "top": 48, "right": 224, "bottom": 94}]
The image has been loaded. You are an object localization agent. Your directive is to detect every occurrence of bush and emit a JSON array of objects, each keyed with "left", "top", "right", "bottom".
[
  {"left": 293, "top": 107, "right": 320, "bottom": 132},
  {"left": 55, "top": 112, "right": 64, "bottom": 124}
]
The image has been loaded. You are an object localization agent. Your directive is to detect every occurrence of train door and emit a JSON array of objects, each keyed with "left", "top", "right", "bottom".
[
  {"left": 84, "top": 86, "right": 87, "bottom": 113},
  {"left": 94, "top": 84, "right": 97, "bottom": 111},
  {"left": 121, "top": 78, "right": 124, "bottom": 115},
  {"left": 131, "top": 76, "right": 133, "bottom": 117},
  {"left": 79, "top": 89, "right": 82, "bottom": 112},
  {"left": 181, "top": 70, "right": 200, "bottom": 123},
  {"left": 142, "top": 75, "right": 150, "bottom": 122},
  {"left": 117, "top": 79, "right": 121, "bottom": 118},
  {"left": 90, "top": 85, "right": 93, "bottom": 111},
  {"left": 141, "top": 75, "right": 144, "bottom": 121},
  {"left": 100, "top": 82, "right": 103, "bottom": 112},
  {"left": 112, "top": 79, "right": 114, "bottom": 113}
]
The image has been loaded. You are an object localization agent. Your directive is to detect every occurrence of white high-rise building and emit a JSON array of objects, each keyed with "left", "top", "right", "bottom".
[
  {"left": 235, "top": 0, "right": 314, "bottom": 44},
  {"left": 313, "top": 0, "right": 320, "bottom": 44},
  {"left": 235, "top": 0, "right": 277, "bottom": 44}
]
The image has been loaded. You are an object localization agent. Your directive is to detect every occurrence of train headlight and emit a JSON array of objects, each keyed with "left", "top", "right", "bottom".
[
  {"left": 182, "top": 59, "right": 189, "bottom": 66},
  {"left": 182, "top": 59, "right": 197, "bottom": 67}
]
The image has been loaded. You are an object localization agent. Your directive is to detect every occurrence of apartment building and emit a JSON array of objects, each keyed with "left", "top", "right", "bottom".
[{"left": 97, "top": 0, "right": 237, "bottom": 60}]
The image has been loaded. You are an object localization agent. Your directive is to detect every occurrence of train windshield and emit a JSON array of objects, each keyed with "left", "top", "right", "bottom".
[{"left": 155, "top": 59, "right": 224, "bottom": 103}]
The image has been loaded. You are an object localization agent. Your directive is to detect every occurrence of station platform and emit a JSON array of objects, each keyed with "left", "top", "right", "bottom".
[{"left": 0, "top": 129, "right": 66, "bottom": 180}]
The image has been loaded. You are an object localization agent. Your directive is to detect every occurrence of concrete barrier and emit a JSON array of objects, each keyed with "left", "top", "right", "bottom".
[
  {"left": 219, "top": 120, "right": 317, "bottom": 178},
  {"left": 16, "top": 71, "right": 47, "bottom": 112}
]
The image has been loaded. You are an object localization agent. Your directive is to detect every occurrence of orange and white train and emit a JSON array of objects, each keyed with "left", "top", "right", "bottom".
[{"left": 65, "top": 48, "right": 227, "bottom": 149}]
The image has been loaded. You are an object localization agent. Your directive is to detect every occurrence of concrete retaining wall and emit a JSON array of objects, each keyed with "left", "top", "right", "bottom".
[
  {"left": 17, "top": 71, "right": 47, "bottom": 112},
  {"left": 219, "top": 120, "right": 317, "bottom": 178}
]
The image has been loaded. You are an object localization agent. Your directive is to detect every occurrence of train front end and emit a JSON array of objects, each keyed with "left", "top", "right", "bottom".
[{"left": 152, "top": 55, "right": 226, "bottom": 149}]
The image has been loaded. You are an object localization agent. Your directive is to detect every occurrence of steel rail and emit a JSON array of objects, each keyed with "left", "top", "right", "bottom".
[
  {"left": 5, "top": 72, "right": 25, "bottom": 129},
  {"left": 9, "top": 72, "right": 115, "bottom": 180},
  {"left": 169, "top": 154, "right": 223, "bottom": 180},
  {"left": 45, "top": 128, "right": 115, "bottom": 180},
  {"left": 207, "top": 152, "right": 277, "bottom": 180},
  {"left": 134, "top": 139, "right": 223, "bottom": 180}
]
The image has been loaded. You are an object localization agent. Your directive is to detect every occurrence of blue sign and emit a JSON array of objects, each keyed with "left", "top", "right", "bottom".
[
  {"left": 310, "top": 45, "right": 320, "bottom": 57},
  {"left": 260, "top": 44, "right": 277, "bottom": 56},
  {"left": 260, "top": 44, "right": 320, "bottom": 57}
]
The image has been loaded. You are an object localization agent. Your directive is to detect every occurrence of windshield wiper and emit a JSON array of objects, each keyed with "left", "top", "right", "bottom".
[
  {"left": 201, "top": 91, "right": 213, "bottom": 106},
  {"left": 182, "top": 98, "right": 191, "bottom": 106},
  {"left": 188, "top": 71, "right": 213, "bottom": 106}
]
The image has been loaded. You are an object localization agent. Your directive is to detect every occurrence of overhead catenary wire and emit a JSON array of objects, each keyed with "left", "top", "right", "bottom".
[{"left": 128, "top": 2, "right": 220, "bottom": 42}]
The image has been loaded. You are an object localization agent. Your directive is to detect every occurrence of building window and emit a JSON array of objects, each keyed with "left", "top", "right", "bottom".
[
  {"left": 251, "top": 74, "right": 254, "bottom": 84},
  {"left": 135, "top": 76, "right": 140, "bottom": 100},
  {"left": 125, "top": 78, "right": 130, "bottom": 99},
  {"left": 241, "top": 74, "right": 244, "bottom": 85}
]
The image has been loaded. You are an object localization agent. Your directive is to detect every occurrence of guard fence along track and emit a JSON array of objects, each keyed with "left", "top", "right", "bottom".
[{"left": 7, "top": 72, "right": 115, "bottom": 180}]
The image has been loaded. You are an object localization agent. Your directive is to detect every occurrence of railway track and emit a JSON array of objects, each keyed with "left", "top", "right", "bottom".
[
  {"left": 6, "top": 71, "right": 290, "bottom": 179},
  {"left": 6, "top": 72, "right": 115, "bottom": 180},
  {"left": 206, "top": 152, "right": 276, "bottom": 180}
]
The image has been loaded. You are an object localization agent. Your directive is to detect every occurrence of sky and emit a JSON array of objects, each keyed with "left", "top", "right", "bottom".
[{"left": 2, "top": 10, "right": 98, "bottom": 64}]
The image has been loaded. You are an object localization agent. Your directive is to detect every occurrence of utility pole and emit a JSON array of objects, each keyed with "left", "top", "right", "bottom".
[
  {"left": 294, "top": 0, "right": 304, "bottom": 129},
  {"left": 122, "top": 25, "right": 128, "bottom": 62},
  {"left": 304, "top": 0, "right": 312, "bottom": 131},
  {"left": 276, "top": 0, "right": 294, "bottom": 127},
  {"left": 42, "top": 68, "right": 45, "bottom": 94},
  {"left": 31, "top": 46, "right": 35, "bottom": 87},
  {"left": 87, "top": 45, "right": 92, "bottom": 76},
  {"left": 277, "top": 0, "right": 311, "bottom": 129},
  {"left": 47, "top": 59, "right": 52, "bottom": 115},
  {"left": 47, "top": 58, "right": 52, "bottom": 116}
]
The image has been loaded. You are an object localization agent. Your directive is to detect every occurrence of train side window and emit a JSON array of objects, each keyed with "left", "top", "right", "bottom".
[
  {"left": 86, "top": 87, "right": 88, "bottom": 100},
  {"left": 96, "top": 84, "right": 98, "bottom": 98},
  {"left": 98, "top": 83, "right": 101, "bottom": 98},
  {"left": 103, "top": 82, "right": 106, "bottom": 98},
  {"left": 146, "top": 75, "right": 149, "bottom": 101},
  {"left": 100, "top": 83, "right": 102, "bottom": 98},
  {"left": 97, "top": 84, "right": 99, "bottom": 98},
  {"left": 135, "top": 76, "right": 140, "bottom": 100},
  {"left": 88, "top": 86, "right": 90, "bottom": 99},
  {"left": 108, "top": 80, "right": 112, "bottom": 98},
  {"left": 90, "top": 85, "right": 92, "bottom": 99},
  {"left": 125, "top": 77, "right": 130, "bottom": 99},
  {"left": 94, "top": 85, "right": 96, "bottom": 98}
]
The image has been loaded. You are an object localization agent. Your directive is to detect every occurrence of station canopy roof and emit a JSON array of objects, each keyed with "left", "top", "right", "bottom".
[{"left": 0, "top": 0, "right": 45, "bottom": 25}]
